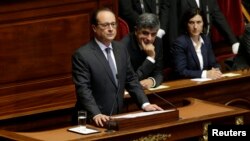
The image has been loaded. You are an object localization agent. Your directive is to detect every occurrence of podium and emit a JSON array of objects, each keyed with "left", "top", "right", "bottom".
[
  {"left": 0, "top": 98, "right": 249, "bottom": 141},
  {"left": 106, "top": 109, "right": 179, "bottom": 131}
]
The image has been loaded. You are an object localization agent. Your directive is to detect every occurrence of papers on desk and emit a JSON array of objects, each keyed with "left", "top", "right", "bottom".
[
  {"left": 222, "top": 72, "right": 241, "bottom": 77},
  {"left": 190, "top": 73, "right": 241, "bottom": 82},
  {"left": 148, "top": 85, "right": 170, "bottom": 91},
  {"left": 68, "top": 127, "right": 100, "bottom": 135},
  {"left": 190, "top": 78, "right": 212, "bottom": 82},
  {"left": 113, "top": 109, "right": 175, "bottom": 119},
  {"left": 124, "top": 85, "right": 170, "bottom": 95}
]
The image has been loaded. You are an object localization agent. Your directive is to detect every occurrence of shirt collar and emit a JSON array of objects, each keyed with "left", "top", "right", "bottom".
[
  {"left": 190, "top": 36, "right": 204, "bottom": 49},
  {"left": 95, "top": 38, "right": 112, "bottom": 51}
]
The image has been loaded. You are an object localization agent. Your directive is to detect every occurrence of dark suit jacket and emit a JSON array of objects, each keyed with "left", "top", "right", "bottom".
[
  {"left": 72, "top": 39, "right": 149, "bottom": 119},
  {"left": 177, "top": 0, "right": 237, "bottom": 44},
  {"left": 232, "top": 24, "right": 250, "bottom": 70},
  {"left": 118, "top": 0, "right": 169, "bottom": 32},
  {"left": 171, "top": 34, "right": 220, "bottom": 78},
  {"left": 121, "top": 33, "right": 164, "bottom": 87}
]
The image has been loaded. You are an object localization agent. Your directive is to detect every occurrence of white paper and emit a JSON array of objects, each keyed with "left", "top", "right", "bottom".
[
  {"left": 68, "top": 127, "right": 99, "bottom": 134},
  {"left": 113, "top": 109, "right": 175, "bottom": 119},
  {"left": 148, "top": 85, "right": 170, "bottom": 91},
  {"left": 190, "top": 78, "right": 212, "bottom": 82},
  {"left": 222, "top": 73, "right": 241, "bottom": 77},
  {"left": 124, "top": 85, "right": 170, "bottom": 95}
]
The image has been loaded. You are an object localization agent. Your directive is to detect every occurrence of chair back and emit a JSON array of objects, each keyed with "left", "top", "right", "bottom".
[{"left": 117, "top": 17, "right": 130, "bottom": 40}]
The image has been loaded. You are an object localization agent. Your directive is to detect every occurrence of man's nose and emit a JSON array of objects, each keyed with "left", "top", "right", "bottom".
[{"left": 146, "top": 34, "right": 153, "bottom": 40}]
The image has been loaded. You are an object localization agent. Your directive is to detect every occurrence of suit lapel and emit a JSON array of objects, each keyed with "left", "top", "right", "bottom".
[
  {"left": 187, "top": 37, "right": 201, "bottom": 69},
  {"left": 201, "top": 41, "right": 208, "bottom": 68},
  {"left": 187, "top": 0, "right": 198, "bottom": 8},
  {"left": 112, "top": 43, "right": 121, "bottom": 85},
  {"left": 91, "top": 41, "right": 118, "bottom": 87},
  {"left": 199, "top": 0, "right": 206, "bottom": 11},
  {"left": 135, "top": 0, "right": 143, "bottom": 13},
  {"left": 144, "top": 0, "right": 155, "bottom": 13}
]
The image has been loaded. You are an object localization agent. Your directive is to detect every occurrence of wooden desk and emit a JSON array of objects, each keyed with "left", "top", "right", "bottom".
[
  {"left": 125, "top": 70, "right": 250, "bottom": 111},
  {"left": 0, "top": 70, "right": 249, "bottom": 132},
  {"left": 0, "top": 98, "right": 249, "bottom": 141}
]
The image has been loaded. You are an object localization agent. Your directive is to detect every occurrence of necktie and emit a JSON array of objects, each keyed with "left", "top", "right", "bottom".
[{"left": 105, "top": 47, "right": 118, "bottom": 85}]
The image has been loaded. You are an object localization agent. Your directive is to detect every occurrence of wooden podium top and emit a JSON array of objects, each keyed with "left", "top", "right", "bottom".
[{"left": 0, "top": 98, "right": 249, "bottom": 141}]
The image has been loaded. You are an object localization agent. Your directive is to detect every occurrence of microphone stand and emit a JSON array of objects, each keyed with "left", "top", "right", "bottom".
[
  {"left": 146, "top": 88, "right": 181, "bottom": 120},
  {"left": 147, "top": 88, "right": 177, "bottom": 111},
  {"left": 105, "top": 77, "right": 119, "bottom": 133},
  {"left": 105, "top": 101, "right": 116, "bottom": 133}
]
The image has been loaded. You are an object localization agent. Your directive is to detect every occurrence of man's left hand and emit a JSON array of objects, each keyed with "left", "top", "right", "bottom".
[
  {"left": 143, "top": 104, "right": 163, "bottom": 111},
  {"left": 140, "top": 78, "right": 154, "bottom": 89}
]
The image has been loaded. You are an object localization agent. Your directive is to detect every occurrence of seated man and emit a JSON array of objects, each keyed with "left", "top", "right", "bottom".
[
  {"left": 121, "top": 13, "right": 164, "bottom": 89},
  {"left": 118, "top": 0, "right": 169, "bottom": 38},
  {"left": 231, "top": 23, "right": 250, "bottom": 70}
]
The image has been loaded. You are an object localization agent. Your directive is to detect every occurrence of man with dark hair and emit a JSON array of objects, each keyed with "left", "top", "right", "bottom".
[
  {"left": 121, "top": 13, "right": 164, "bottom": 89},
  {"left": 72, "top": 8, "right": 162, "bottom": 127}
]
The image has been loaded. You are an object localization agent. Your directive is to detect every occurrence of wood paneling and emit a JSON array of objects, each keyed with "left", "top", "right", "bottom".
[
  {"left": 0, "top": 0, "right": 118, "bottom": 129},
  {"left": 0, "top": 14, "right": 89, "bottom": 84}
]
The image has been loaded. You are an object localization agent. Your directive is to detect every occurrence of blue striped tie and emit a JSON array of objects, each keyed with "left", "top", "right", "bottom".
[{"left": 105, "top": 47, "right": 118, "bottom": 85}]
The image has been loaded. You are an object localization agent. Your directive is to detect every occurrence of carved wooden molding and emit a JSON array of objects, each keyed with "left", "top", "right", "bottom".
[{"left": 132, "top": 133, "right": 171, "bottom": 141}]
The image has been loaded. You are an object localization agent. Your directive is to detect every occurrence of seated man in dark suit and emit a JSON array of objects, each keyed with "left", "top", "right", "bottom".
[
  {"left": 231, "top": 23, "right": 250, "bottom": 70},
  {"left": 120, "top": 13, "right": 164, "bottom": 89},
  {"left": 118, "top": 0, "right": 169, "bottom": 38},
  {"left": 171, "top": 8, "right": 222, "bottom": 79}
]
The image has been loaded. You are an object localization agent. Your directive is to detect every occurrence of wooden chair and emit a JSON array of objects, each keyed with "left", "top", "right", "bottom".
[
  {"left": 117, "top": 17, "right": 130, "bottom": 40},
  {"left": 216, "top": 53, "right": 236, "bottom": 72}
]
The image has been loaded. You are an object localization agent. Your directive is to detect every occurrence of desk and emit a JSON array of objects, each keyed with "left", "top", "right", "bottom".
[
  {"left": 0, "top": 98, "right": 249, "bottom": 141},
  {"left": 0, "top": 70, "right": 249, "bottom": 132},
  {"left": 125, "top": 70, "right": 250, "bottom": 111}
]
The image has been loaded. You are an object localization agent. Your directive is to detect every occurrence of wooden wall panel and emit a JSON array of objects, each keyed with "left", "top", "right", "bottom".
[
  {"left": 0, "top": 0, "right": 118, "bottom": 126},
  {"left": 0, "top": 14, "right": 89, "bottom": 84}
]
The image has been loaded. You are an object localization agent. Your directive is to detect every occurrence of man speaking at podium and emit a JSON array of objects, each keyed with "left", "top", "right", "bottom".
[{"left": 72, "top": 8, "right": 163, "bottom": 127}]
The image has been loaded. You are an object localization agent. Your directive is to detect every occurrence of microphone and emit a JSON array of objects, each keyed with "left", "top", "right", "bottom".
[
  {"left": 105, "top": 75, "right": 119, "bottom": 132},
  {"left": 205, "top": 4, "right": 210, "bottom": 36},
  {"left": 147, "top": 88, "right": 177, "bottom": 110}
]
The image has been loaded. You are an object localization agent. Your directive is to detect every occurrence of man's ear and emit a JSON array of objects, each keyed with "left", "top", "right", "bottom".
[{"left": 92, "top": 24, "right": 97, "bottom": 33}]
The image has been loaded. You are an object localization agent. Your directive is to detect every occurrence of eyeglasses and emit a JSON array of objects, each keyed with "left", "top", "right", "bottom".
[{"left": 97, "top": 22, "right": 118, "bottom": 29}]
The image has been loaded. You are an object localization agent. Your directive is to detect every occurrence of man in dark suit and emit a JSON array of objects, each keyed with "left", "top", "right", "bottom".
[
  {"left": 121, "top": 13, "right": 164, "bottom": 89},
  {"left": 118, "top": 0, "right": 169, "bottom": 39},
  {"left": 174, "top": 0, "right": 240, "bottom": 54},
  {"left": 231, "top": 23, "right": 250, "bottom": 70},
  {"left": 72, "top": 8, "right": 162, "bottom": 127}
]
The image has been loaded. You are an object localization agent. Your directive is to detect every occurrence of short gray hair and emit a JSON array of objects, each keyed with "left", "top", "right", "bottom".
[{"left": 135, "top": 13, "right": 160, "bottom": 30}]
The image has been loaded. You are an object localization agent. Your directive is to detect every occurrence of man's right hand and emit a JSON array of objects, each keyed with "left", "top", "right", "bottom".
[
  {"left": 141, "top": 40, "right": 155, "bottom": 59},
  {"left": 93, "top": 114, "right": 110, "bottom": 127}
]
